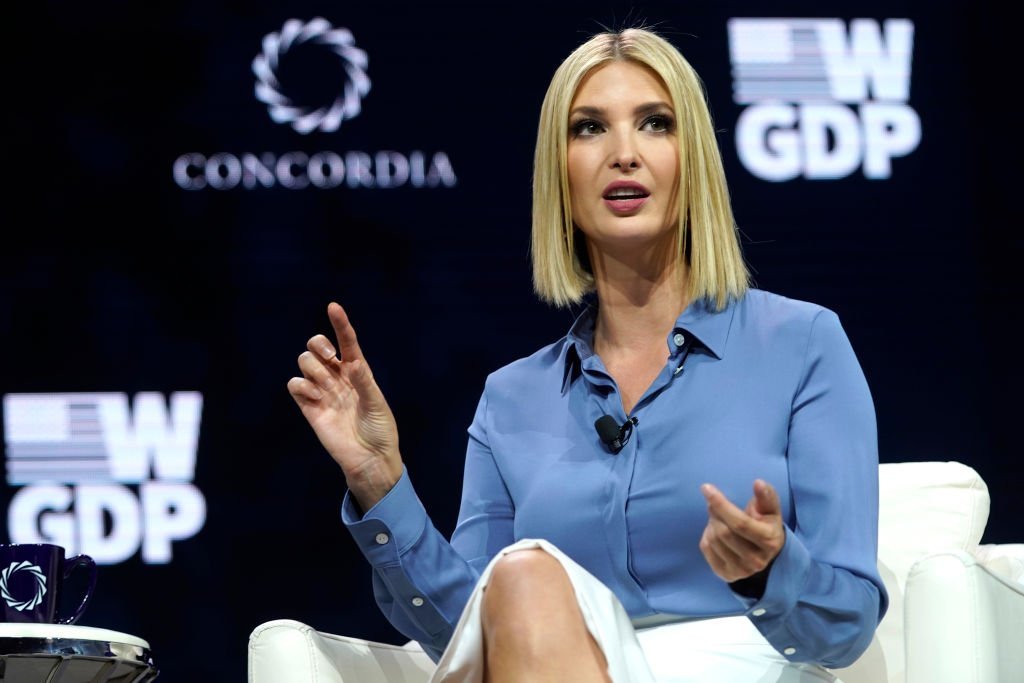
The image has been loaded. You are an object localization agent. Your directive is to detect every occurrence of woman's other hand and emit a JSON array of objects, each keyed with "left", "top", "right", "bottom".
[
  {"left": 698, "top": 479, "right": 785, "bottom": 584},
  {"left": 287, "top": 302, "right": 403, "bottom": 512}
]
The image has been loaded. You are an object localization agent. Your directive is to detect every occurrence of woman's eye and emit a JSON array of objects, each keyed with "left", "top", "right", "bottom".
[
  {"left": 642, "top": 115, "right": 674, "bottom": 133},
  {"left": 571, "top": 119, "right": 603, "bottom": 137}
]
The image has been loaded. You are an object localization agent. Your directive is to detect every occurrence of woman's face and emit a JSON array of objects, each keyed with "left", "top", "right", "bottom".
[{"left": 567, "top": 60, "right": 680, "bottom": 254}]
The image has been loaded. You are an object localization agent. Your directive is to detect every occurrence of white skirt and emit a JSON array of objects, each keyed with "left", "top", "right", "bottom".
[{"left": 429, "top": 539, "right": 841, "bottom": 683}]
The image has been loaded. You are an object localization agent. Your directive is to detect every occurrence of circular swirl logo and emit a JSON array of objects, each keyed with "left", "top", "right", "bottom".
[
  {"left": 1, "top": 560, "right": 48, "bottom": 611},
  {"left": 252, "top": 18, "right": 371, "bottom": 134}
]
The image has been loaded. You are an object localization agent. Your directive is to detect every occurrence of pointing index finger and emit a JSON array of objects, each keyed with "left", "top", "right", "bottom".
[{"left": 327, "top": 302, "right": 367, "bottom": 365}]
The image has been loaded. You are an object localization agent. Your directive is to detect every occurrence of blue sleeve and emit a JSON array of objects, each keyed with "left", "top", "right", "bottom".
[
  {"left": 341, "top": 384, "right": 514, "bottom": 661},
  {"left": 734, "top": 309, "right": 889, "bottom": 668}
]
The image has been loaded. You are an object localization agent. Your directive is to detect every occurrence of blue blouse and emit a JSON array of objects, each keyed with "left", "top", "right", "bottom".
[{"left": 342, "top": 289, "right": 888, "bottom": 667}]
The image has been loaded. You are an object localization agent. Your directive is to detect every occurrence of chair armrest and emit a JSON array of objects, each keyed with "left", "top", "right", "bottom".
[
  {"left": 247, "top": 619, "right": 434, "bottom": 683},
  {"left": 904, "top": 550, "right": 1024, "bottom": 683}
]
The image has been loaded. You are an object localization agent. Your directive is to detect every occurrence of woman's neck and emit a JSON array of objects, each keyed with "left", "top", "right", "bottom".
[{"left": 589, "top": 243, "right": 689, "bottom": 357}]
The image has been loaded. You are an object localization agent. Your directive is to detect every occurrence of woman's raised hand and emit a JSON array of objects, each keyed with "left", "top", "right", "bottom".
[
  {"left": 698, "top": 479, "right": 785, "bottom": 584},
  {"left": 287, "top": 302, "right": 403, "bottom": 512}
]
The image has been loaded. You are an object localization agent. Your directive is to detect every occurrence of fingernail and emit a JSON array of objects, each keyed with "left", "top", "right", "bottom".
[
  {"left": 701, "top": 484, "right": 713, "bottom": 496},
  {"left": 309, "top": 387, "right": 322, "bottom": 400},
  {"left": 318, "top": 343, "right": 334, "bottom": 360}
]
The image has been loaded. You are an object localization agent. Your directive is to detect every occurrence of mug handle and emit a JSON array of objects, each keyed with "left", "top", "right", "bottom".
[{"left": 58, "top": 554, "right": 98, "bottom": 625}]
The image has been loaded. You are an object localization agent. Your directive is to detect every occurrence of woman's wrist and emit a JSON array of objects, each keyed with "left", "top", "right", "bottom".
[
  {"left": 728, "top": 558, "right": 775, "bottom": 599},
  {"left": 346, "top": 458, "right": 403, "bottom": 513}
]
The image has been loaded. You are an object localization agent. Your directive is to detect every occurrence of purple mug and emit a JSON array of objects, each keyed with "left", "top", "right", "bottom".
[{"left": 0, "top": 543, "right": 97, "bottom": 624}]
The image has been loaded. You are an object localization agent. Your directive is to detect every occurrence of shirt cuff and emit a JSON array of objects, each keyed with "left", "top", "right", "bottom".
[
  {"left": 732, "top": 525, "right": 810, "bottom": 619},
  {"left": 341, "top": 466, "right": 429, "bottom": 566}
]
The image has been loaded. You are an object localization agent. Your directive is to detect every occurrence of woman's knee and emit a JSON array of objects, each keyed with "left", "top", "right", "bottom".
[
  {"left": 481, "top": 548, "right": 609, "bottom": 678},
  {"left": 483, "top": 549, "right": 575, "bottom": 621}
]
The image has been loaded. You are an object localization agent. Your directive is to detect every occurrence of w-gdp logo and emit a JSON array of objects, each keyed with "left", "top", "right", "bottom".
[
  {"left": 2, "top": 392, "right": 205, "bottom": 565},
  {"left": 252, "top": 17, "right": 370, "bottom": 134},
  {"left": 728, "top": 18, "right": 919, "bottom": 181}
]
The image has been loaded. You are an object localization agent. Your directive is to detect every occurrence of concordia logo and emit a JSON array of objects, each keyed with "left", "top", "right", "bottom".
[
  {"left": 252, "top": 17, "right": 371, "bottom": 134},
  {"left": 2, "top": 392, "right": 206, "bottom": 565},
  {"left": 727, "top": 18, "right": 919, "bottom": 181},
  {"left": 173, "top": 17, "right": 457, "bottom": 191}
]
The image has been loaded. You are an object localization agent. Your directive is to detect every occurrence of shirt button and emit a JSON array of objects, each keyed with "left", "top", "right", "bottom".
[
  {"left": 374, "top": 533, "right": 389, "bottom": 545},
  {"left": 672, "top": 333, "right": 686, "bottom": 347},
  {"left": 752, "top": 608, "right": 767, "bottom": 617},
  {"left": 783, "top": 647, "right": 797, "bottom": 656},
  {"left": 411, "top": 597, "right": 424, "bottom": 607}
]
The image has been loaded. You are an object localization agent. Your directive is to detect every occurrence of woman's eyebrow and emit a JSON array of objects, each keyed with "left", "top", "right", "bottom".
[
  {"left": 634, "top": 102, "right": 673, "bottom": 116},
  {"left": 569, "top": 102, "right": 673, "bottom": 118},
  {"left": 569, "top": 105, "right": 605, "bottom": 118}
]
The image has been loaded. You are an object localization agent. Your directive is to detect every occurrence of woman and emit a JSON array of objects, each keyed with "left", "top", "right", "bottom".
[{"left": 288, "top": 27, "right": 887, "bottom": 682}]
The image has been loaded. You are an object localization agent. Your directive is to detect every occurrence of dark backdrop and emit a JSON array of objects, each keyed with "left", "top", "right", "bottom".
[{"left": 2, "top": 1, "right": 1020, "bottom": 680}]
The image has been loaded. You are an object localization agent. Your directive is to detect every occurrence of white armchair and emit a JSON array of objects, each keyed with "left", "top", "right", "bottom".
[{"left": 248, "top": 461, "right": 1024, "bottom": 683}]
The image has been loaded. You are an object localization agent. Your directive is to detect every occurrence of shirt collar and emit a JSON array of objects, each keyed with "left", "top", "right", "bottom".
[
  {"left": 672, "top": 296, "right": 735, "bottom": 360},
  {"left": 560, "top": 296, "right": 738, "bottom": 393}
]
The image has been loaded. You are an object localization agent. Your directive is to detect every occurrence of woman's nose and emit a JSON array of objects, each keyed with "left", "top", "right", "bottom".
[{"left": 609, "top": 130, "right": 640, "bottom": 170}]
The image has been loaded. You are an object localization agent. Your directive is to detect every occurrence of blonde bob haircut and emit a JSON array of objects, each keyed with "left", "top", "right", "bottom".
[{"left": 531, "top": 28, "right": 749, "bottom": 311}]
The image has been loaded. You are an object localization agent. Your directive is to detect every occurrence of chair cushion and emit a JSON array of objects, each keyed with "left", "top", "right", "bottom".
[
  {"left": 834, "top": 460, "right": 990, "bottom": 683},
  {"left": 973, "top": 543, "right": 1024, "bottom": 587},
  {"left": 247, "top": 619, "right": 434, "bottom": 683},
  {"left": 877, "top": 460, "right": 990, "bottom": 588}
]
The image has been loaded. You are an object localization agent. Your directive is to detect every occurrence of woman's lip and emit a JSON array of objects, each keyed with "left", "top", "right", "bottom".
[
  {"left": 603, "top": 180, "right": 650, "bottom": 195},
  {"left": 603, "top": 196, "right": 649, "bottom": 214}
]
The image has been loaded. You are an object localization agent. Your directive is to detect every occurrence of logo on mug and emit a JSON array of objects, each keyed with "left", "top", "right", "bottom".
[
  {"left": 252, "top": 17, "right": 371, "bottom": 134},
  {"left": 0, "top": 561, "right": 47, "bottom": 611}
]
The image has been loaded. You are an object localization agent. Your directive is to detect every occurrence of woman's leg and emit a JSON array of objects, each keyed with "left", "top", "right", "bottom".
[{"left": 481, "top": 548, "right": 612, "bottom": 683}]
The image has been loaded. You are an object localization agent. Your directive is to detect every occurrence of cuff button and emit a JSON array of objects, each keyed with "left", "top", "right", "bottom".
[{"left": 375, "top": 533, "right": 390, "bottom": 545}]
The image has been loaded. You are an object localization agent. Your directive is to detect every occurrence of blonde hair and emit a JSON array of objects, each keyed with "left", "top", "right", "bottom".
[{"left": 531, "top": 28, "right": 749, "bottom": 310}]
